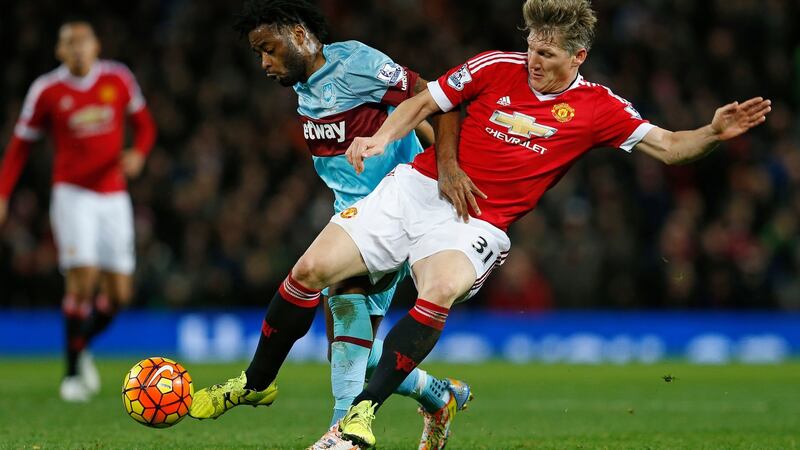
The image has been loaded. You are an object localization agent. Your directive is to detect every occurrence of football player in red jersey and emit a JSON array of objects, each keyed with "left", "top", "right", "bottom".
[
  {"left": 0, "top": 21, "right": 156, "bottom": 402},
  {"left": 328, "top": 0, "right": 769, "bottom": 445}
]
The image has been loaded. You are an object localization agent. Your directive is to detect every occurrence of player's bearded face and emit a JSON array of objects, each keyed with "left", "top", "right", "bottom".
[
  {"left": 278, "top": 38, "right": 308, "bottom": 87},
  {"left": 526, "top": 31, "right": 579, "bottom": 94},
  {"left": 249, "top": 25, "right": 309, "bottom": 87}
]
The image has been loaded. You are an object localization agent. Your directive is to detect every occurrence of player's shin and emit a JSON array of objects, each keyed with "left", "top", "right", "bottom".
[
  {"left": 353, "top": 299, "right": 448, "bottom": 408},
  {"left": 62, "top": 293, "right": 90, "bottom": 377},
  {"left": 329, "top": 294, "right": 373, "bottom": 426},
  {"left": 367, "top": 338, "right": 449, "bottom": 413},
  {"left": 81, "top": 294, "right": 117, "bottom": 344},
  {"left": 244, "top": 274, "right": 321, "bottom": 390}
]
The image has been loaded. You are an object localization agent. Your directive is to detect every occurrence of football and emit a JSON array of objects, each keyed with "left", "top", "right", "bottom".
[{"left": 122, "top": 357, "right": 193, "bottom": 428}]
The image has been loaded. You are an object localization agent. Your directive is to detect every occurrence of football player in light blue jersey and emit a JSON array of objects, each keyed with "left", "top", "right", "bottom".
[{"left": 189, "top": 2, "right": 485, "bottom": 449}]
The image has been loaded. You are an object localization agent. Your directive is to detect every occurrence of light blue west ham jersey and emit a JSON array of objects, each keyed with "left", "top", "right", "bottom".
[{"left": 294, "top": 41, "right": 424, "bottom": 213}]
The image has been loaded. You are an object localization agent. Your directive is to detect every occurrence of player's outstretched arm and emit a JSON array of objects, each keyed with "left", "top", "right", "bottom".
[
  {"left": 635, "top": 97, "right": 771, "bottom": 165},
  {"left": 346, "top": 90, "right": 441, "bottom": 174}
]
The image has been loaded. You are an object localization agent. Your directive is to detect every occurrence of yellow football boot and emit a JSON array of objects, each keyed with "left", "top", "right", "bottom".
[
  {"left": 189, "top": 371, "right": 277, "bottom": 419},
  {"left": 339, "top": 400, "right": 378, "bottom": 448}
]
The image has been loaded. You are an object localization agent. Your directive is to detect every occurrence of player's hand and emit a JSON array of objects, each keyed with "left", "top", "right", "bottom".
[
  {"left": 121, "top": 149, "right": 146, "bottom": 178},
  {"left": 711, "top": 97, "right": 771, "bottom": 141},
  {"left": 0, "top": 197, "right": 7, "bottom": 226},
  {"left": 438, "top": 163, "right": 486, "bottom": 222},
  {"left": 346, "top": 136, "right": 387, "bottom": 174}
]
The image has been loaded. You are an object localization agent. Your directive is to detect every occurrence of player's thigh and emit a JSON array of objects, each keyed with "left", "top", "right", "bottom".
[
  {"left": 97, "top": 192, "right": 135, "bottom": 275},
  {"left": 292, "top": 223, "right": 370, "bottom": 290},
  {"left": 50, "top": 184, "right": 100, "bottom": 272},
  {"left": 411, "top": 250, "right": 477, "bottom": 308},
  {"left": 410, "top": 219, "right": 510, "bottom": 306},
  {"left": 65, "top": 267, "right": 101, "bottom": 300},
  {"left": 329, "top": 173, "right": 410, "bottom": 280},
  {"left": 100, "top": 271, "right": 134, "bottom": 306}
]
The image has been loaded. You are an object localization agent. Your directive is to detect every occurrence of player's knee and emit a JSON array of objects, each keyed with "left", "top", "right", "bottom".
[
  {"left": 67, "top": 269, "right": 100, "bottom": 301},
  {"left": 68, "top": 281, "right": 95, "bottom": 302},
  {"left": 291, "top": 255, "right": 332, "bottom": 290},
  {"left": 109, "top": 289, "right": 133, "bottom": 308},
  {"left": 329, "top": 295, "right": 373, "bottom": 343},
  {"left": 418, "top": 280, "right": 465, "bottom": 307}
]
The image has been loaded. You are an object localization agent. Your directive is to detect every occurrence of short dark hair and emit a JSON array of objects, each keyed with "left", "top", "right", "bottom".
[
  {"left": 233, "top": 0, "right": 329, "bottom": 42},
  {"left": 523, "top": 0, "right": 597, "bottom": 53}
]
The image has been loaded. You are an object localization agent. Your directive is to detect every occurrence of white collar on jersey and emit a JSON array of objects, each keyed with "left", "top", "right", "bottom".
[
  {"left": 56, "top": 63, "right": 101, "bottom": 91},
  {"left": 530, "top": 73, "right": 583, "bottom": 102}
]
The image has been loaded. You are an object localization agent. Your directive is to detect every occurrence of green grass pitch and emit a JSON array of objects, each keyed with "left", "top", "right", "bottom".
[{"left": 0, "top": 359, "right": 798, "bottom": 449}]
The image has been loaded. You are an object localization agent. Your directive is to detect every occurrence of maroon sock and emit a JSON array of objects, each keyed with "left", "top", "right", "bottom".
[
  {"left": 63, "top": 294, "right": 90, "bottom": 377},
  {"left": 353, "top": 299, "right": 448, "bottom": 408},
  {"left": 82, "top": 294, "right": 117, "bottom": 343},
  {"left": 244, "top": 274, "right": 320, "bottom": 390}
]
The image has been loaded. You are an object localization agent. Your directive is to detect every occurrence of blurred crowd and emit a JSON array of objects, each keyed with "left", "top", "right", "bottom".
[{"left": 1, "top": 0, "right": 798, "bottom": 310}]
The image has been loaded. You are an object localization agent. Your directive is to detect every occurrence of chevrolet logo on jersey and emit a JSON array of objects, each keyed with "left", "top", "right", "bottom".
[{"left": 489, "top": 111, "right": 557, "bottom": 139}]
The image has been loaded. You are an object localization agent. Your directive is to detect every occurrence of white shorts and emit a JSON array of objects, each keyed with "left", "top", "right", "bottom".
[
  {"left": 49, "top": 183, "right": 135, "bottom": 274},
  {"left": 330, "top": 164, "right": 510, "bottom": 301}
]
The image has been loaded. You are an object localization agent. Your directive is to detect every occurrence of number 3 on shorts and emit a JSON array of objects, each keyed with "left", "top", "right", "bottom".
[{"left": 472, "top": 236, "right": 495, "bottom": 265}]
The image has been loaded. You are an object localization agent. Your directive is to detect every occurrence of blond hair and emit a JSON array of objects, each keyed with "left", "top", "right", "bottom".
[{"left": 522, "top": 0, "right": 597, "bottom": 54}]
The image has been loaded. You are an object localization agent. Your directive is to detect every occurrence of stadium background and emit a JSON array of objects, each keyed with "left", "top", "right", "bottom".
[{"left": 1, "top": 0, "right": 799, "bottom": 364}]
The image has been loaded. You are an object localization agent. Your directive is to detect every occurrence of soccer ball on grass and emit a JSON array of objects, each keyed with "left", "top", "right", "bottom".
[{"left": 122, "top": 357, "right": 193, "bottom": 428}]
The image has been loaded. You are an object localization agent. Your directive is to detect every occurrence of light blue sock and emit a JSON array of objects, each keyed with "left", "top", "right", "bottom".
[
  {"left": 330, "top": 408, "right": 348, "bottom": 425},
  {"left": 329, "top": 294, "right": 373, "bottom": 427},
  {"left": 368, "top": 338, "right": 449, "bottom": 412}
]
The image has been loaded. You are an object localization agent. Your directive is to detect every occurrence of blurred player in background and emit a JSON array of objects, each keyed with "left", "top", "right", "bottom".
[
  {"left": 0, "top": 21, "right": 156, "bottom": 402},
  {"left": 189, "top": 2, "right": 475, "bottom": 449}
]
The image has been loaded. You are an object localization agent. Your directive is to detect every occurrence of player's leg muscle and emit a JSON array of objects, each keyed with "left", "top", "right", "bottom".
[
  {"left": 292, "top": 223, "right": 369, "bottom": 290},
  {"left": 412, "top": 250, "right": 477, "bottom": 308},
  {"left": 65, "top": 267, "right": 101, "bottom": 302},
  {"left": 100, "top": 272, "right": 133, "bottom": 306}
]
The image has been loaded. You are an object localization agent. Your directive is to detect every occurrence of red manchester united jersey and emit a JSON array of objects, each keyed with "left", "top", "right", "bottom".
[
  {"left": 3, "top": 60, "right": 155, "bottom": 195},
  {"left": 412, "top": 51, "right": 655, "bottom": 231}
]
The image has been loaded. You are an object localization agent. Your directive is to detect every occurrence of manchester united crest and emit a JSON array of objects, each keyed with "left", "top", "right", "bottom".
[
  {"left": 340, "top": 207, "right": 358, "bottom": 219},
  {"left": 551, "top": 103, "right": 575, "bottom": 123},
  {"left": 99, "top": 84, "right": 118, "bottom": 103}
]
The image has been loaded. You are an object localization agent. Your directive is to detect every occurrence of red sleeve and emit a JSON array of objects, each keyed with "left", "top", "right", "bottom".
[
  {"left": 1, "top": 78, "right": 49, "bottom": 198},
  {"left": 15, "top": 77, "right": 51, "bottom": 142},
  {"left": 428, "top": 50, "right": 522, "bottom": 112},
  {"left": 380, "top": 67, "right": 419, "bottom": 106},
  {"left": 0, "top": 136, "right": 33, "bottom": 198},
  {"left": 110, "top": 61, "right": 147, "bottom": 114},
  {"left": 128, "top": 106, "right": 157, "bottom": 156},
  {"left": 592, "top": 87, "right": 655, "bottom": 151}
]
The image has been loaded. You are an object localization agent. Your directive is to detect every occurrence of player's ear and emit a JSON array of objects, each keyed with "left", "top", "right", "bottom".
[
  {"left": 572, "top": 48, "right": 587, "bottom": 68},
  {"left": 55, "top": 41, "right": 65, "bottom": 63},
  {"left": 291, "top": 24, "right": 306, "bottom": 46}
]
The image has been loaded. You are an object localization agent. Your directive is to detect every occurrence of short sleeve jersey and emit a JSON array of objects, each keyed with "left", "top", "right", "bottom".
[
  {"left": 413, "top": 51, "right": 655, "bottom": 231},
  {"left": 294, "top": 41, "right": 423, "bottom": 213},
  {"left": 13, "top": 60, "right": 146, "bottom": 192}
]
